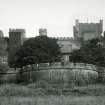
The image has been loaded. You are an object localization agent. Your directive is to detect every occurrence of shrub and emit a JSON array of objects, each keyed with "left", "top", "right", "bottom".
[
  {"left": 27, "top": 80, "right": 52, "bottom": 90},
  {"left": 0, "top": 63, "right": 9, "bottom": 82},
  {"left": 27, "top": 81, "right": 64, "bottom": 95},
  {"left": 0, "top": 84, "right": 45, "bottom": 96},
  {"left": 1, "top": 73, "right": 17, "bottom": 84}
]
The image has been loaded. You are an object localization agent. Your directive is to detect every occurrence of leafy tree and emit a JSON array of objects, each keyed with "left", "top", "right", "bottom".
[
  {"left": 70, "top": 38, "right": 105, "bottom": 67},
  {"left": 13, "top": 35, "right": 61, "bottom": 68}
]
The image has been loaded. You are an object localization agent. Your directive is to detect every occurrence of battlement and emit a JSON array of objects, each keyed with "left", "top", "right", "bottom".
[
  {"left": 50, "top": 37, "right": 74, "bottom": 41},
  {"left": 75, "top": 19, "right": 103, "bottom": 25},
  {"left": 9, "top": 29, "right": 25, "bottom": 33}
]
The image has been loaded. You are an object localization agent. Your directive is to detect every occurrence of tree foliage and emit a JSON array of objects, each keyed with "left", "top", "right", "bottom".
[
  {"left": 70, "top": 38, "right": 105, "bottom": 67},
  {"left": 13, "top": 36, "right": 61, "bottom": 67}
]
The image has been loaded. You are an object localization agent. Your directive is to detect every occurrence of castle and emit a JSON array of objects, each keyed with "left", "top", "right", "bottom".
[
  {"left": 8, "top": 29, "right": 25, "bottom": 66},
  {"left": 73, "top": 19, "right": 103, "bottom": 41},
  {"left": 0, "top": 20, "right": 103, "bottom": 67}
]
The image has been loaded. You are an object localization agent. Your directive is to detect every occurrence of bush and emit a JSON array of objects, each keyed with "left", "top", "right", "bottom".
[
  {"left": 0, "top": 63, "right": 8, "bottom": 72},
  {"left": 0, "top": 63, "right": 9, "bottom": 79},
  {"left": 27, "top": 81, "right": 64, "bottom": 95},
  {"left": 27, "top": 80, "right": 52, "bottom": 91},
  {"left": 1, "top": 73, "right": 17, "bottom": 84},
  {"left": 0, "top": 84, "right": 45, "bottom": 96}
]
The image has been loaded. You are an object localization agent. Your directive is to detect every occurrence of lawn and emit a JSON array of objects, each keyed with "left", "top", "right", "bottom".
[
  {"left": 0, "top": 83, "right": 105, "bottom": 105},
  {"left": 0, "top": 96, "right": 105, "bottom": 105}
]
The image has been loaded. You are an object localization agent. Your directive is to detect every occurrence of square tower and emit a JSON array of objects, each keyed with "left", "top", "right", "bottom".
[
  {"left": 8, "top": 29, "right": 25, "bottom": 67},
  {"left": 39, "top": 28, "right": 47, "bottom": 36},
  {"left": 73, "top": 19, "right": 103, "bottom": 41}
]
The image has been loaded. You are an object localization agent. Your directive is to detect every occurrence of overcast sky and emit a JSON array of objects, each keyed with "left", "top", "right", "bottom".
[{"left": 0, "top": 0, "right": 105, "bottom": 37}]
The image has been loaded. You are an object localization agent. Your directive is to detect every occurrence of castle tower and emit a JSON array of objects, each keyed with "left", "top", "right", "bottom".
[
  {"left": 0, "top": 30, "right": 8, "bottom": 64},
  {"left": 73, "top": 19, "right": 103, "bottom": 41},
  {"left": 0, "top": 30, "right": 4, "bottom": 38},
  {"left": 8, "top": 29, "right": 25, "bottom": 67},
  {"left": 39, "top": 28, "right": 47, "bottom": 36}
]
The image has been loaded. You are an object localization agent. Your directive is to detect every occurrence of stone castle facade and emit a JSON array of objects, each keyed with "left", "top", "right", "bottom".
[
  {"left": 73, "top": 19, "right": 103, "bottom": 41},
  {"left": 0, "top": 31, "right": 8, "bottom": 63},
  {"left": 8, "top": 29, "right": 25, "bottom": 66},
  {"left": 0, "top": 20, "right": 103, "bottom": 66}
]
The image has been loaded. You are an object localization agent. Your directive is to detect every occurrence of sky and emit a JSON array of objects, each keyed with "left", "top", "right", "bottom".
[{"left": 0, "top": 0, "right": 105, "bottom": 37}]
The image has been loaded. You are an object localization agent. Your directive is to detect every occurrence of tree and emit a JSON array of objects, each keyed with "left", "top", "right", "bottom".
[
  {"left": 70, "top": 38, "right": 105, "bottom": 67},
  {"left": 13, "top": 35, "right": 61, "bottom": 68}
]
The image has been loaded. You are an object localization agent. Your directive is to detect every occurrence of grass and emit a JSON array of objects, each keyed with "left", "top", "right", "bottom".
[
  {"left": 1, "top": 83, "right": 105, "bottom": 96},
  {"left": 0, "top": 96, "right": 105, "bottom": 105},
  {"left": 0, "top": 84, "right": 46, "bottom": 96},
  {"left": 0, "top": 84, "right": 105, "bottom": 104}
]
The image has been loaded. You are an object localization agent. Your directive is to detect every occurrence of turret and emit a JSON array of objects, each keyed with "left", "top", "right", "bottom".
[{"left": 39, "top": 28, "right": 47, "bottom": 36}]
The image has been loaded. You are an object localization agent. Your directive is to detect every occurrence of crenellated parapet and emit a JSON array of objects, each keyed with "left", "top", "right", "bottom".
[
  {"left": 50, "top": 36, "right": 74, "bottom": 41},
  {"left": 9, "top": 28, "right": 25, "bottom": 33}
]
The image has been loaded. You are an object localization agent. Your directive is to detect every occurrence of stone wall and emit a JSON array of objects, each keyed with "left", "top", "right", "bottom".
[{"left": 19, "top": 62, "right": 98, "bottom": 85}]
